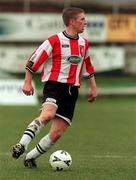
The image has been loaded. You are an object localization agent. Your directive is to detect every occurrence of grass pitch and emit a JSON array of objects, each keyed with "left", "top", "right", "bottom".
[{"left": 1, "top": 97, "right": 136, "bottom": 180}]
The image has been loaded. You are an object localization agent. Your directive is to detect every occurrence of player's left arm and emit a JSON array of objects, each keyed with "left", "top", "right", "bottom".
[
  {"left": 87, "top": 75, "right": 97, "bottom": 102},
  {"left": 83, "top": 41, "right": 97, "bottom": 102}
]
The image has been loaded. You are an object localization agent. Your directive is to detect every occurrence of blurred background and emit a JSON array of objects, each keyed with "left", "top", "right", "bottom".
[
  {"left": 0, "top": 0, "right": 136, "bottom": 104},
  {"left": 1, "top": 2, "right": 136, "bottom": 179}
]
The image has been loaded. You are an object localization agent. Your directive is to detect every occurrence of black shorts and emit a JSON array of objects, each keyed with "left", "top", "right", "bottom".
[{"left": 42, "top": 81, "right": 79, "bottom": 125}]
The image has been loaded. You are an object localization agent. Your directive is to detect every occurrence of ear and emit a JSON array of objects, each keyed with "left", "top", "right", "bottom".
[{"left": 69, "top": 19, "right": 75, "bottom": 26}]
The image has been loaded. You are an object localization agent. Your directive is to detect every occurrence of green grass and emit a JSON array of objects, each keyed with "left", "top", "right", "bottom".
[
  {"left": 1, "top": 97, "right": 136, "bottom": 180},
  {"left": 95, "top": 75, "right": 136, "bottom": 88}
]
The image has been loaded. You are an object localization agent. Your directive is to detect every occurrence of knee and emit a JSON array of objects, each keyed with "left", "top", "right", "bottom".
[{"left": 39, "top": 112, "right": 55, "bottom": 124}]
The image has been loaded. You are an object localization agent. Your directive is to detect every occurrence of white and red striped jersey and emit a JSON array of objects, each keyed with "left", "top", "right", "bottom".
[{"left": 26, "top": 31, "right": 94, "bottom": 86}]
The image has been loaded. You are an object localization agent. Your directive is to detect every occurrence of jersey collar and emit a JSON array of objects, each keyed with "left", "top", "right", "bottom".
[{"left": 63, "top": 31, "right": 79, "bottom": 40}]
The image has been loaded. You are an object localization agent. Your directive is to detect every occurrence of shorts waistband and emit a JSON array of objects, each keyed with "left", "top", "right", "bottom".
[{"left": 45, "top": 81, "right": 78, "bottom": 87}]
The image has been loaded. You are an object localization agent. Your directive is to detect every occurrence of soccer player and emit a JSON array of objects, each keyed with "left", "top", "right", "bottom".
[{"left": 12, "top": 7, "right": 97, "bottom": 168}]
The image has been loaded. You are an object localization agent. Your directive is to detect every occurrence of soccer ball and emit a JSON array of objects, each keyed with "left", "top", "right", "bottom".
[{"left": 49, "top": 150, "right": 72, "bottom": 171}]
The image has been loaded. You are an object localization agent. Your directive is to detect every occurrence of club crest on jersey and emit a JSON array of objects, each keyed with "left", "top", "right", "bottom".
[
  {"left": 79, "top": 45, "right": 84, "bottom": 57},
  {"left": 66, "top": 55, "right": 82, "bottom": 64}
]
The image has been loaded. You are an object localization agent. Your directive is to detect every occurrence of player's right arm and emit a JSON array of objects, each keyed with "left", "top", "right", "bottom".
[
  {"left": 22, "top": 35, "right": 56, "bottom": 96},
  {"left": 22, "top": 70, "right": 34, "bottom": 96},
  {"left": 25, "top": 37, "right": 54, "bottom": 73}
]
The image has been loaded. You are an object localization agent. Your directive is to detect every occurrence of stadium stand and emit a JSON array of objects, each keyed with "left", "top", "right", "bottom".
[
  {"left": 0, "top": 0, "right": 136, "bottom": 13},
  {"left": 0, "top": 0, "right": 136, "bottom": 97}
]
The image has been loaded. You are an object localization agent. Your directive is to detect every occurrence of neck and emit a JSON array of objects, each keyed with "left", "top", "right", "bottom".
[{"left": 65, "top": 28, "right": 78, "bottom": 39}]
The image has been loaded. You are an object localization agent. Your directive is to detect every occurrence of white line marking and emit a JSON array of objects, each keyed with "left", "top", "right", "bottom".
[
  {"left": 0, "top": 153, "right": 11, "bottom": 156},
  {"left": 93, "top": 155, "right": 136, "bottom": 159},
  {"left": 1, "top": 153, "right": 136, "bottom": 159}
]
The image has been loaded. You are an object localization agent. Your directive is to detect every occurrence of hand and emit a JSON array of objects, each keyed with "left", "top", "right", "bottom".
[
  {"left": 87, "top": 89, "right": 97, "bottom": 102},
  {"left": 22, "top": 82, "right": 34, "bottom": 96}
]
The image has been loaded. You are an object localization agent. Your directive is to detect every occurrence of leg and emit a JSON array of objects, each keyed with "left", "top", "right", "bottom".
[
  {"left": 24, "top": 117, "right": 69, "bottom": 168},
  {"left": 12, "top": 104, "right": 57, "bottom": 159},
  {"left": 49, "top": 117, "right": 70, "bottom": 142}
]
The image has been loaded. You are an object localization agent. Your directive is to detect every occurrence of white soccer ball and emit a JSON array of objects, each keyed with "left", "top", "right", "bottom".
[{"left": 49, "top": 150, "right": 72, "bottom": 171}]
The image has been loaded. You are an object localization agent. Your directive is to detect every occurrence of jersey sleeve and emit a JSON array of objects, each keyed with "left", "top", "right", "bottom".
[
  {"left": 26, "top": 38, "right": 53, "bottom": 73},
  {"left": 82, "top": 40, "right": 94, "bottom": 78}
]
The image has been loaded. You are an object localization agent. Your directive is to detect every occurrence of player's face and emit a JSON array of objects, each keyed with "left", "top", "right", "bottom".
[{"left": 71, "top": 13, "right": 87, "bottom": 33}]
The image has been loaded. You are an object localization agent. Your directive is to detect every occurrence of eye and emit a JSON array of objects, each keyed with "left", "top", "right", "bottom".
[{"left": 81, "top": 18, "right": 85, "bottom": 21}]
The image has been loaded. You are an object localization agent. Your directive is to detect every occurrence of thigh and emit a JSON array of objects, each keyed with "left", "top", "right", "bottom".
[
  {"left": 42, "top": 81, "right": 78, "bottom": 124},
  {"left": 39, "top": 104, "right": 57, "bottom": 123},
  {"left": 56, "top": 85, "right": 78, "bottom": 123},
  {"left": 42, "top": 81, "right": 62, "bottom": 107}
]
